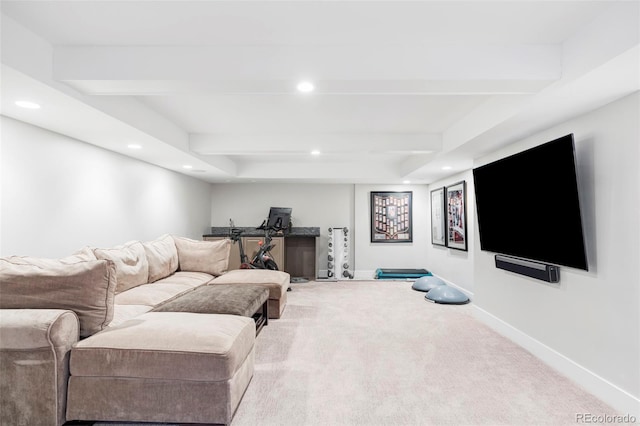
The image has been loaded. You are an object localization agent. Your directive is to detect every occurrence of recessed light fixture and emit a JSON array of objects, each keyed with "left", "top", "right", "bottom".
[
  {"left": 297, "top": 81, "right": 315, "bottom": 93},
  {"left": 127, "top": 144, "right": 142, "bottom": 150},
  {"left": 183, "top": 165, "right": 193, "bottom": 169},
  {"left": 442, "top": 166, "right": 452, "bottom": 170},
  {"left": 311, "top": 150, "right": 321, "bottom": 156},
  {"left": 15, "top": 100, "right": 41, "bottom": 109},
  {"left": 403, "top": 180, "right": 411, "bottom": 184}
]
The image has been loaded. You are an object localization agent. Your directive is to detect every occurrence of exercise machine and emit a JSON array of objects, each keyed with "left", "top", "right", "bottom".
[{"left": 228, "top": 219, "right": 280, "bottom": 271}]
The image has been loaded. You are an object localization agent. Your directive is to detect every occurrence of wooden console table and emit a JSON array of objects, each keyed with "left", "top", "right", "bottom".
[{"left": 203, "top": 227, "right": 320, "bottom": 279}]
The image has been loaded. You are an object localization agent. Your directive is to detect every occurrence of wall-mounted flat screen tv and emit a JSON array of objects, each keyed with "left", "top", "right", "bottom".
[{"left": 472, "top": 134, "right": 588, "bottom": 271}]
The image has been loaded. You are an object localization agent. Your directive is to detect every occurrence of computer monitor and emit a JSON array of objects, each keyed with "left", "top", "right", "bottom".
[{"left": 267, "top": 207, "right": 292, "bottom": 231}]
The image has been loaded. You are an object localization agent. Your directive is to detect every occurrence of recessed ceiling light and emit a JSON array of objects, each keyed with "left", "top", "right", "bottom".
[
  {"left": 127, "top": 144, "right": 142, "bottom": 150},
  {"left": 311, "top": 150, "right": 321, "bottom": 155},
  {"left": 15, "top": 100, "right": 41, "bottom": 109},
  {"left": 403, "top": 180, "right": 411, "bottom": 184},
  {"left": 183, "top": 165, "right": 193, "bottom": 169},
  {"left": 297, "top": 81, "right": 315, "bottom": 93},
  {"left": 442, "top": 166, "right": 452, "bottom": 170}
]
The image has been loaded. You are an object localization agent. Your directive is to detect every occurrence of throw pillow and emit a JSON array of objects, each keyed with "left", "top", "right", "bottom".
[
  {"left": 0, "top": 257, "right": 117, "bottom": 338},
  {"left": 94, "top": 241, "right": 149, "bottom": 293},
  {"left": 142, "top": 234, "right": 179, "bottom": 283},
  {"left": 61, "top": 246, "right": 97, "bottom": 263},
  {"left": 173, "top": 236, "right": 231, "bottom": 276}
]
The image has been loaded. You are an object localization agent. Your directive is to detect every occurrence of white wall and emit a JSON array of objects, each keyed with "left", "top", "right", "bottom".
[
  {"left": 353, "top": 184, "right": 430, "bottom": 278},
  {"left": 470, "top": 93, "right": 639, "bottom": 415},
  {"left": 426, "top": 171, "right": 475, "bottom": 294},
  {"left": 0, "top": 116, "right": 212, "bottom": 257},
  {"left": 210, "top": 183, "right": 354, "bottom": 274}
]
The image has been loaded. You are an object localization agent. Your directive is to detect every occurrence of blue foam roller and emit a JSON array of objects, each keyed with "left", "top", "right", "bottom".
[
  {"left": 411, "top": 275, "right": 446, "bottom": 292},
  {"left": 425, "top": 285, "right": 470, "bottom": 305}
]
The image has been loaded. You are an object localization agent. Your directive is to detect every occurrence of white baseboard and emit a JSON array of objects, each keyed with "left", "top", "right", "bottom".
[
  {"left": 354, "top": 269, "right": 377, "bottom": 280},
  {"left": 474, "top": 306, "right": 640, "bottom": 418}
]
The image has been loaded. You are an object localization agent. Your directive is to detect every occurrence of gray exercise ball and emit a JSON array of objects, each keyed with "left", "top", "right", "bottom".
[
  {"left": 425, "top": 285, "right": 470, "bottom": 304},
  {"left": 412, "top": 275, "right": 446, "bottom": 292}
]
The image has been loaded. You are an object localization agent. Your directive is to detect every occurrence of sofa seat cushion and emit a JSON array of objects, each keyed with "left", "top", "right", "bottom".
[
  {"left": 211, "top": 269, "right": 290, "bottom": 300},
  {"left": 70, "top": 312, "right": 255, "bottom": 382},
  {"left": 114, "top": 283, "right": 195, "bottom": 307},
  {"left": 0, "top": 257, "right": 117, "bottom": 338},
  {"left": 108, "top": 304, "right": 153, "bottom": 328},
  {"left": 152, "top": 271, "right": 214, "bottom": 288}
]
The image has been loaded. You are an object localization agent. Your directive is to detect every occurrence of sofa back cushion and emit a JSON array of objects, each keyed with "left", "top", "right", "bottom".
[
  {"left": 0, "top": 257, "right": 117, "bottom": 338},
  {"left": 61, "top": 246, "right": 97, "bottom": 263},
  {"left": 173, "top": 236, "right": 231, "bottom": 276},
  {"left": 142, "top": 234, "right": 179, "bottom": 283},
  {"left": 94, "top": 241, "right": 149, "bottom": 293}
]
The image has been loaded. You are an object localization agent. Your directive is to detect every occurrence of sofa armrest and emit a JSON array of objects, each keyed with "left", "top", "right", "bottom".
[{"left": 0, "top": 309, "right": 79, "bottom": 426}]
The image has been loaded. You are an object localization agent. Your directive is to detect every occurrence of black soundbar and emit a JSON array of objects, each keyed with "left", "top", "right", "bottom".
[{"left": 495, "top": 255, "right": 560, "bottom": 283}]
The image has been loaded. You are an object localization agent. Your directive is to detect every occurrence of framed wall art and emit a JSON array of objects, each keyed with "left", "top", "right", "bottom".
[
  {"left": 370, "top": 191, "right": 413, "bottom": 243},
  {"left": 430, "top": 187, "right": 446, "bottom": 246},
  {"left": 446, "top": 181, "right": 468, "bottom": 251}
]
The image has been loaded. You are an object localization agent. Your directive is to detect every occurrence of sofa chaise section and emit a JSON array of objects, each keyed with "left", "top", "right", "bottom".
[{"left": 66, "top": 312, "right": 255, "bottom": 425}]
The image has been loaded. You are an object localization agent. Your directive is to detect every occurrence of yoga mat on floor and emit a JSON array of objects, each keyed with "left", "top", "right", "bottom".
[{"left": 375, "top": 268, "right": 432, "bottom": 279}]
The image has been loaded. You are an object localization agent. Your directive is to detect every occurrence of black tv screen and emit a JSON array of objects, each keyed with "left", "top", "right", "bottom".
[
  {"left": 267, "top": 207, "right": 292, "bottom": 230},
  {"left": 472, "top": 134, "right": 588, "bottom": 270}
]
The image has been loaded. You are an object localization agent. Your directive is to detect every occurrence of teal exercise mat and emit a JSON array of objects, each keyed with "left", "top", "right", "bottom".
[{"left": 375, "top": 268, "right": 432, "bottom": 279}]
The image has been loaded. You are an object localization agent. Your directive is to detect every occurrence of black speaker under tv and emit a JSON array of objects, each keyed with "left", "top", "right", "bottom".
[{"left": 472, "top": 133, "right": 588, "bottom": 272}]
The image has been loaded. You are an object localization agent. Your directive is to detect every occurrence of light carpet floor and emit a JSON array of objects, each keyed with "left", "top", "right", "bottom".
[{"left": 231, "top": 280, "right": 614, "bottom": 426}]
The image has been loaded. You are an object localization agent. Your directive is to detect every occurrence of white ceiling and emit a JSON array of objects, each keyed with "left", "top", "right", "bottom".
[{"left": 1, "top": 1, "right": 638, "bottom": 184}]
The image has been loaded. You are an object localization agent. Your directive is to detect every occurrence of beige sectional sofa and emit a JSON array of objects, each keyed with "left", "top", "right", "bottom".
[{"left": 0, "top": 234, "right": 290, "bottom": 426}]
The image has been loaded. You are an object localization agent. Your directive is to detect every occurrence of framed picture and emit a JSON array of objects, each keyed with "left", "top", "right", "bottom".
[
  {"left": 446, "top": 181, "right": 467, "bottom": 251},
  {"left": 430, "top": 187, "right": 446, "bottom": 246},
  {"left": 370, "top": 191, "right": 413, "bottom": 243}
]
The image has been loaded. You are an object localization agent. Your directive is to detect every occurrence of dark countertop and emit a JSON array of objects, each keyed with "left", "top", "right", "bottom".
[{"left": 204, "top": 226, "right": 320, "bottom": 238}]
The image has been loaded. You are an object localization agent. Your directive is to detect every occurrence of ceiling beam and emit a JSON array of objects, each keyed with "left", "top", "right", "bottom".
[
  {"left": 236, "top": 160, "right": 402, "bottom": 183},
  {"left": 189, "top": 133, "right": 441, "bottom": 155},
  {"left": 53, "top": 45, "right": 561, "bottom": 83},
  {"left": 62, "top": 79, "right": 552, "bottom": 96}
]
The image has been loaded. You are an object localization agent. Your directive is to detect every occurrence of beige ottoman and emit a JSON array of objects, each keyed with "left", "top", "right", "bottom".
[
  {"left": 66, "top": 312, "right": 255, "bottom": 425},
  {"left": 210, "top": 269, "right": 290, "bottom": 319}
]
